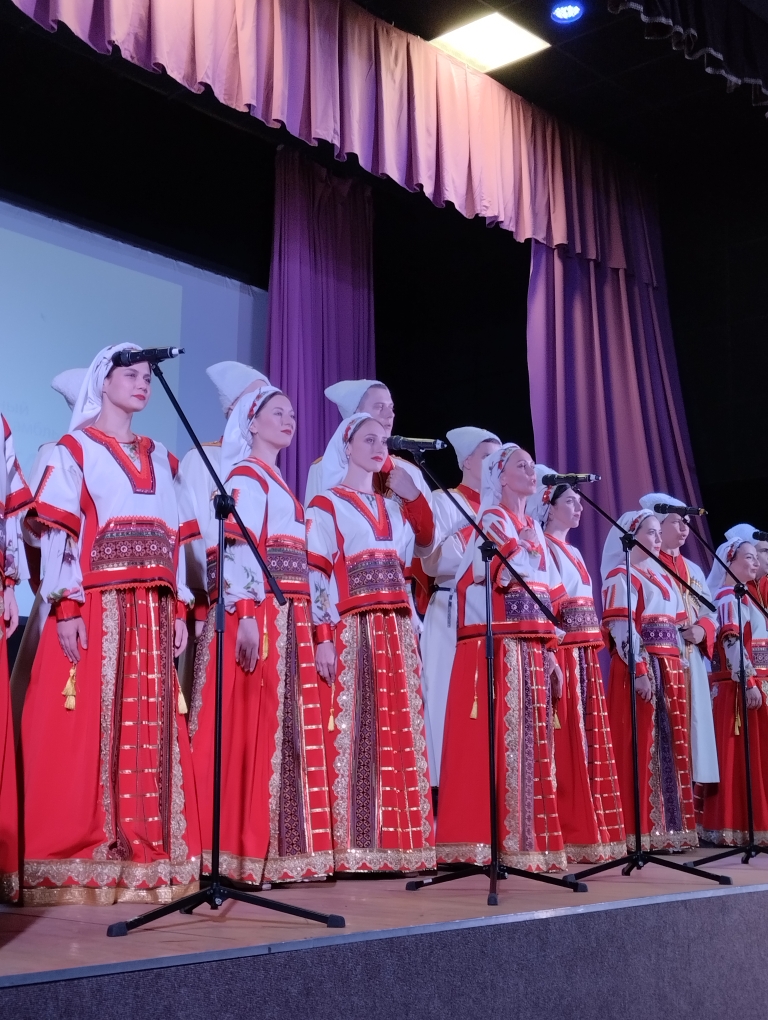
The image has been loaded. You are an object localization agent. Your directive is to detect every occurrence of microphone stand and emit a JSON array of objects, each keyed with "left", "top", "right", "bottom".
[
  {"left": 108, "top": 362, "right": 344, "bottom": 936},
  {"left": 681, "top": 524, "right": 768, "bottom": 868},
  {"left": 403, "top": 452, "right": 588, "bottom": 904},
  {"left": 566, "top": 488, "right": 729, "bottom": 885}
]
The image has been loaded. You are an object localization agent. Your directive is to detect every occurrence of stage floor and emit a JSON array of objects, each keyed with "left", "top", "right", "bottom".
[{"left": 3, "top": 850, "right": 768, "bottom": 986}]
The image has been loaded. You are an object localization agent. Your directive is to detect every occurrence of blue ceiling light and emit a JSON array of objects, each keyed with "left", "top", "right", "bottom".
[{"left": 551, "top": 3, "right": 584, "bottom": 23}]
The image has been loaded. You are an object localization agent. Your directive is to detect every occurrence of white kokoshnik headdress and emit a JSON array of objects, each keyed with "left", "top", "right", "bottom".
[
  {"left": 219, "top": 384, "right": 284, "bottom": 482},
  {"left": 324, "top": 379, "right": 384, "bottom": 420},
  {"left": 707, "top": 538, "right": 750, "bottom": 596},
  {"left": 69, "top": 343, "right": 142, "bottom": 432},
  {"left": 319, "top": 413, "right": 374, "bottom": 492},
  {"left": 445, "top": 427, "right": 501, "bottom": 470},
  {"left": 600, "top": 508, "right": 657, "bottom": 583},
  {"left": 206, "top": 362, "right": 271, "bottom": 416}
]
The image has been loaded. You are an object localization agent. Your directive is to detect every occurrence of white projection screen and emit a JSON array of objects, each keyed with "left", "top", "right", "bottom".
[{"left": 0, "top": 198, "right": 269, "bottom": 612}]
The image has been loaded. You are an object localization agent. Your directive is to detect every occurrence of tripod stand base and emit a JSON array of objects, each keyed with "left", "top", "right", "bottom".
[
  {"left": 685, "top": 843, "right": 768, "bottom": 868},
  {"left": 106, "top": 876, "right": 345, "bottom": 936},
  {"left": 405, "top": 863, "right": 588, "bottom": 901},
  {"left": 572, "top": 850, "right": 731, "bottom": 885}
]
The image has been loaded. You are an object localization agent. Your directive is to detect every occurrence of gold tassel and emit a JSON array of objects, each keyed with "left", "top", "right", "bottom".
[
  {"left": 62, "top": 665, "right": 77, "bottom": 711},
  {"left": 262, "top": 618, "right": 269, "bottom": 660},
  {"left": 328, "top": 683, "right": 335, "bottom": 731},
  {"left": 469, "top": 694, "right": 478, "bottom": 719},
  {"left": 554, "top": 710, "right": 561, "bottom": 730},
  {"left": 735, "top": 697, "right": 741, "bottom": 736},
  {"left": 178, "top": 686, "right": 188, "bottom": 715}
]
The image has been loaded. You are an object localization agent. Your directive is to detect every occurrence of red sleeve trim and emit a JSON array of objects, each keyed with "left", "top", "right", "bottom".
[
  {"left": 58, "top": 434, "right": 84, "bottom": 470},
  {"left": 168, "top": 452, "right": 179, "bottom": 479},
  {"left": 4, "top": 577, "right": 16, "bottom": 588},
  {"left": 1, "top": 415, "right": 10, "bottom": 441},
  {"left": 34, "top": 501, "right": 81, "bottom": 540},
  {"left": 401, "top": 492, "right": 434, "bottom": 546},
  {"left": 176, "top": 599, "right": 187, "bottom": 621},
  {"left": 634, "top": 661, "right": 648, "bottom": 677},
  {"left": 315, "top": 623, "right": 333, "bottom": 644},
  {"left": 6, "top": 479, "right": 34, "bottom": 516},
  {"left": 308, "top": 494, "right": 335, "bottom": 515},
  {"left": 490, "top": 536, "right": 520, "bottom": 587},
  {"left": 235, "top": 599, "right": 257, "bottom": 619},
  {"left": 699, "top": 617, "right": 716, "bottom": 659},
  {"left": 308, "top": 551, "right": 332, "bottom": 577},
  {"left": 54, "top": 598, "right": 82, "bottom": 621},
  {"left": 179, "top": 519, "right": 202, "bottom": 544},
  {"left": 228, "top": 464, "right": 270, "bottom": 493}
]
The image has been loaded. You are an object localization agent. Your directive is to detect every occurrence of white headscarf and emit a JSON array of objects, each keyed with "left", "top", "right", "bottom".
[
  {"left": 69, "top": 342, "right": 141, "bottom": 431},
  {"left": 324, "top": 380, "right": 383, "bottom": 420},
  {"left": 219, "top": 383, "right": 284, "bottom": 482},
  {"left": 639, "top": 491, "right": 685, "bottom": 521},
  {"left": 725, "top": 523, "right": 759, "bottom": 543},
  {"left": 319, "top": 413, "right": 374, "bottom": 491},
  {"left": 707, "top": 538, "right": 750, "bottom": 596},
  {"left": 600, "top": 508, "right": 657, "bottom": 582},
  {"left": 52, "top": 368, "right": 88, "bottom": 411},
  {"left": 446, "top": 427, "right": 501, "bottom": 469},
  {"left": 526, "top": 464, "right": 559, "bottom": 525},
  {"left": 206, "top": 362, "right": 270, "bottom": 416}
]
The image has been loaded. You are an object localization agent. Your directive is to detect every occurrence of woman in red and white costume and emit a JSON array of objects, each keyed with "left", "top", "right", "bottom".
[
  {"left": 189, "top": 385, "right": 333, "bottom": 884},
  {"left": 697, "top": 538, "right": 768, "bottom": 845},
  {"left": 639, "top": 493, "right": 719, "bottom": 787},
  {"left": 0, "top": 413, "right": 32, "bottom": 903},
  {"left": 527, "top": 468, "right": 625, "bottom": 863},
  {"left": 417, "top": 427, "right": 500, "bottom": 791},
  {"left": 21, "top": 344, "right": 201, "bottom": 905},
  {"left": 437, "top": 445, "right": 568, "bottom": 874},
  {"left": 307, "top": 413, "right": 435, "bottom": 873},
  {"left": 602, "top": 510, "right": 696, "bottom": 851}
]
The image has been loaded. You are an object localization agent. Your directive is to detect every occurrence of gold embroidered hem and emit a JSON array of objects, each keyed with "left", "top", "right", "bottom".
[
  {"left": 202, "top": 850, "right": 265, "bottom": 884},
  {"left": 23, "top": 856, "right": 202, "bottom": 902},
  {"left": 202, "top": 849, "right": 335, "bottom": 884},
  {"left": 23, "top": 880, "right": 199, "bottom": 907},
  {"left": 697, "top": 825, "right": 768, "bottom": 847},
  {"left": 565, "top": 840, "right": 628, "bottom": 864},
  {"left": 437, "top": 841, "right": 568, "bottom": 873},
  {"left": 333, "top": 847, "right": 437, "bottom": 873},
  {"left": 0, "top": 870, "right": 19, "bottom": 904},
  {"left": 625, "top": 829, "right": 698, "bottom": 852}
]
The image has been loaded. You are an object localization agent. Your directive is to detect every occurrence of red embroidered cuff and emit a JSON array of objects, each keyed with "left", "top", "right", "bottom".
[
  {"left": 634, "top": 660, "right": 648, "bottom": 677},
  {"left": 4, "top": 578, "right": 16, "bottom": 588},
  {"left": 401, "top": 492, "right": 434, "bottom": 547},
  {"left": 235, "top": 599, "right": 257, "bottom": 620},
  {"left": 747, "top": 675, "right": 759, "bottom": 689},
  {"left": 54, "top": 598, "right": 82, "bottom": 622},
  {"left": 315, "top": 623, "right": 334, "bottom": 644},
  {"left": 176, "top": 600, "right": 188, "bottom": 622},
  {"left": 193, "top": 600, "right": 209, "bottom": 622}
]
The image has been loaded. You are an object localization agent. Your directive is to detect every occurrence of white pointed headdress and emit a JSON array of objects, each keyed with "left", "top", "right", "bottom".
[
  {"left": 725, "top": 523, "right": 760, "bottom": 543},
  {"left": 206, "top": 361, "right": 270, "bottom": 416},
  {"left": 319, "top": 413, "right": 374, "bottom": 491},
  {"left": 707, "top": 538, "right": 751, "bottom": 596},
  {"left": 639, "top": 492, "right": 685, "bottom": 522},
  {"left": 526, "top": 464, "right": 559, "bottom": 525},
  {"left": 324, "top": 379, "right": 383, "bottom": 420},
  {"left": 600, "top": 508, "right": 657, "bottom": 582},
  {"left": 69, "top": 343, "right": 141, "bottom": 432},
  {"left": 52, "top": 368, "right": 88, "bottom": 411},
  {"left": 446, "top": 427, "right": 500, "bottom": 469}
]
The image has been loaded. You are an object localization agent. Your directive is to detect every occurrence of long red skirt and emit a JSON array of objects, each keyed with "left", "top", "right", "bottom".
[
  {"left": 190, "top": 596, "right": 333, "bottom": 883},
  {"left": 554, "top": 644, "right": 625, "bottom": 862},
  {"left": 606, "top": 651, "right": 697, "bottom": 851},
  {"left": 317, "top": 608, "right": 435, "bottom": 873},
  {"left": 22, "top": 586, "right": 201, "bottom": 905},
  {"left": 697, "top": 680, "right": 768, "bottom": 845},
  {"left": 437, "top": 635, "right": 567, "bottom": 873},
  {"left": 0, "top": 605, "right": 18, "bottom": 903}
]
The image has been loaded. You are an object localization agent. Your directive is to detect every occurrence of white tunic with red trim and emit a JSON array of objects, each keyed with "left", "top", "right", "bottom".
[
  {"left": 306, "top": 488, "right": 416, "bottom": 627},
  {"left": 223, "top": 458, "right": 310, "bottom": 608},
  {"left": 601, "top": 564, "right": 686, "bottom": 670},
  {"left": 175, "top": 442, "right": 222, "bottom": 616},
  {"left": 0, "top": 415, "right": 32, "bottom": 587},
  {"left": 417, "top": 485, "right": 481, "bottom": 782},
  {"left": 544, "top": 535, "right": 602, "bottom": 645},
  {"left": 304, "top": 454, "right": 431, "bottom": 510},
  {"left": 35, "top": 428, "right": 191, "bottom": 607},
  {"left": 456, "top": 506, "right": 564, "bottom": 642}
]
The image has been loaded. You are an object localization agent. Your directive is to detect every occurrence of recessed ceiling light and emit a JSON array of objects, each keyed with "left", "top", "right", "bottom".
[
  {"left": 430, "top": 12, "right": 550, "bottom": 73},
  {"left": 551, "top": 3, "right": 585, "bottom": 23}
]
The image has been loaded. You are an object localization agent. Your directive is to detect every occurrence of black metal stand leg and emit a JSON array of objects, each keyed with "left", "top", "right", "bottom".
[{"left": 406, "top": 864, "right": 587, "bottom": 895}]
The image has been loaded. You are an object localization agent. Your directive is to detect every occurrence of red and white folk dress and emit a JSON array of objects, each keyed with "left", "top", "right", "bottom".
[
  {"left": 697, "top": 583, "right": 768, "bottom": 845},
  {"left": 306, "top": 486, "right": 436, "bottom": 873},
  {"left": 190, "top": 457, "right": 334, "bottom": 884},
  {"left": 437, "top": 507, "right": 568, "bottom": 873},
  {"left": 0, "top": 414, "right": 32, "bottom": 903},
  {"left": 22, "top": 427, "right": 202, "bottom": 904},
  {"left": 603, "top": 563, "right": 696, "bottom": 850},
  {"left": 545, "top": 535, "right": 625, "bottom": 862}
]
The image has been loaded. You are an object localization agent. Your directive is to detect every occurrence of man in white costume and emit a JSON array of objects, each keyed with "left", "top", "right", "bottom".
[
  {"left": 639, "top": 493, "right": 719, "bottom": 783},
  {"left": 418, "top": 427, "right": 500, "bottom": 793},
  {"left": 303, "top": 379, "right": 433, "bottom": 509},
  {"left": 10, "top": 368, "right": 86, "bottom": 736}
]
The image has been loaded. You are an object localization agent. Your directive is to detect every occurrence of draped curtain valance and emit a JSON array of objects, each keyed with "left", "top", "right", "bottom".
[{"left": 15, "top": 0, "right": 656, "bottom": 279}]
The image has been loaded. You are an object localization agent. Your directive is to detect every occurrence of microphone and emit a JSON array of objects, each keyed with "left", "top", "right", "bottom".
[
  {"left": 111, "top": 347, "right": 185, "bottom": 367},
  {"left": 653, "top": 503, "right": 707, "bottom": 518},
  {"left": 387, "top": 436, "right": 447, "bottom": 454},
  {"left": 541, "top": 473, "right": 601, "bottom": 486}
]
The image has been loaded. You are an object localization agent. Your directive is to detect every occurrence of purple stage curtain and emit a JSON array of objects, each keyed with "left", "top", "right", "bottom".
[
  {"left": 13, "top": 0, "right": 632, "bottom": 259},
  {"left": 527, "top": 232, "right": 705, "bottom": 582},
  {"left": 266, "top": 146, "right": 374, "bottom": 498}
]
